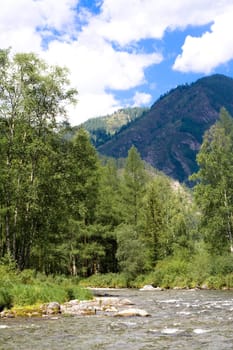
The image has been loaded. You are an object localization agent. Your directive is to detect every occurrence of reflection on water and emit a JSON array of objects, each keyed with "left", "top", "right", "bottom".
[{"left": 1, "top": 289, "right": 233, "bottom": 350}]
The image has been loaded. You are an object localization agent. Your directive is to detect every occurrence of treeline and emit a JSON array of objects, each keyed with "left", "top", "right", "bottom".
[{"left": 0, "top": 50, "right": 233, "bottom": 288}]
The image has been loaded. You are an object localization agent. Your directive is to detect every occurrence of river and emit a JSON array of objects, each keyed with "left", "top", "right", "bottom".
[{"left": 0, "top": 288, "right": 233, "bottom": 349}]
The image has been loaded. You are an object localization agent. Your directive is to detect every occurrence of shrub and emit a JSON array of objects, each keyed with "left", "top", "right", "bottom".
[
  {"left": 79, "top": 273, "right": 128, "bottom": 288},
  {"left": 209, "top": 255, "right": 233, "bottom": 275},
  {"left": 224, "top": 273, "right": 233, "bottom": 288},
  {"left": 205, "top": 275, "right": 226, "bottom": 289},
  {"left": 0, "top": 288, "right": 13, "bottom": 311},
  {"left": 151, "top": 257, "right": 189, "bottom": 288}
]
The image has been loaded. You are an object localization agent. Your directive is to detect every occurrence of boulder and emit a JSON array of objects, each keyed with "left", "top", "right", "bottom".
[{"left": 45, "top": 302, "right": 61, "bottom": 315}]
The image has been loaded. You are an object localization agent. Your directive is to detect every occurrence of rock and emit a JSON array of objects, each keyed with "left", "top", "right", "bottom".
[
  {"left": 95, "top": 297, "right": 120, "bottom": 306},
  {"left": 79, "top": 308, "right": 96, "bottom": 316},
  {"left": 119, "top": 298, "right": 135, "bottom": 305},
  {"left": 103, "top": 306, "right": 118, "bottom": 312},
  {"left": 60, "top": 296, "right": 145, "bottom": 317},
  {"left": 201, "top": 284, "right": 209, "bottom": 290},
  {"left": 114, "top": 308, "right": 150, "bottom": 317},
  {"left": 45, "top": 302, "right": 61, "bottom": 315},
  {"left": 139, "top": 285, "right": 155, "bottom": 291},
  {"left": 65, "top": 299, "right": 79, "bottom": 306}
]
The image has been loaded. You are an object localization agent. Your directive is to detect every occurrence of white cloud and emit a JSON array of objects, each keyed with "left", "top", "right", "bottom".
[
  {"left": 67, "top": 92, "right": 122, "bottom": 124},
  {"left": 132, "top": 92, "right": 152, "bottom": 107},
  {"left": 173, "top": 5, "right": 233, "bottom": 73},
  {"left": 0, "top": 0, "right": 233, "bottom": 124},
  {"left": 94, "top": 0, "right": 230, "bottom": 45}
]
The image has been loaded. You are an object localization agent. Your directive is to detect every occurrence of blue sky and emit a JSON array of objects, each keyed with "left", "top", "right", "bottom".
[{"left": 1, "top": 0, "right": 233, "bottom": 124}]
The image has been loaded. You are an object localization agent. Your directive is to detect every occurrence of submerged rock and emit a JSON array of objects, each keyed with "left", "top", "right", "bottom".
[
  {"left": 114, "top": 308, "right": 150, "bottom": 317},
  {"left": 140, "top": 285, "right": 162, "bottom": 291}
]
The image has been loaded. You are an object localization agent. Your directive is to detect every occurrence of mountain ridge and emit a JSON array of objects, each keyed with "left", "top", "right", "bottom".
[{"left": 96, "top": 74, "right": 233, "bottom": 183}]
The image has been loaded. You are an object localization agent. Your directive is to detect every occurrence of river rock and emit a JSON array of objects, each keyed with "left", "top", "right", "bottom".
[
  {"left": 119, "top": 298, "right": 135, "bottom": 305},
  {"left": 114, "top": 308, "right": 150, "bottom": 317},
  {"left": 45, "top": 302, "right": 61, "bottom": 315},
  {"left": 140, "top": 285, "right": 155, "bottom": 291}
]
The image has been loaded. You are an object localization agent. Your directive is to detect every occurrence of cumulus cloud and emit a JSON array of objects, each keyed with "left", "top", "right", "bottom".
[
  {"left": 0, "top": 0, "right": 233, "bottom": 123},
  {"left": 173, "top": 5, "right": 233, "bottom": 73},
  {"left": 67, "top": 92, "right": 122, "bottom": 124},
  {"left": 94, "top": 0, "right": 230, "bottom": 45},
  {"left": 132, "top": 92, "right": 152, "bottom": 107},
  {"left": 43, "top": 37, "right": 161, "bottom": 122}
]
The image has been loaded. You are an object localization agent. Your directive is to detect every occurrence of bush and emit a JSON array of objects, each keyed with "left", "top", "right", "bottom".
[
  {"left": 205, "top": 275, "right": 226, "bottom": 289},
  {"left": 151, "top": 257, "right": 189, "bottom": 288},
  {"left": 224, "top": 273, "right": 233, "bottom": 288},
  {"left": 209, "top": 255, "right": 233, "bottom": 275},
  {"left": 79, "top": 273, "right": 128, "bottom": 288},
  {"left": 0, "top": 288, "right": 13, "bottom": 311},
  {"left": 17, "top": 269, "right": 37, "bottom": 284}
]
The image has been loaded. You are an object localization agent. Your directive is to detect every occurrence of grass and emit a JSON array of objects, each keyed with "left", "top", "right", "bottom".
[{"left": 0, "top": 266, "right": 92, "bottom": 313}]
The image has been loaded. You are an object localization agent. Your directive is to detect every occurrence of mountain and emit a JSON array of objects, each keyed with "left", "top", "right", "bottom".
[
  {"left": 80, "top": 107, "right": 148, "bottom": 147},
  {"left": 97, "top": 74, "right": 233, "bottom": 183}
]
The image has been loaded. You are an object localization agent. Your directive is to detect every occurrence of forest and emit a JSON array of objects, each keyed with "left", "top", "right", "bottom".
[{"left": 1, "top": 49, "right": 233, "bottom": 295}]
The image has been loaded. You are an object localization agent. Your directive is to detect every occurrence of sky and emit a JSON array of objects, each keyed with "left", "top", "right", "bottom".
[{"left": 1, "top": 0, "right": 233, "bottom": 125}]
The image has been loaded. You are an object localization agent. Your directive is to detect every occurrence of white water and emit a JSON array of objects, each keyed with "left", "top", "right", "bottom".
[{"left": 0, "top": 289, "right": 233, "bottom": 349}]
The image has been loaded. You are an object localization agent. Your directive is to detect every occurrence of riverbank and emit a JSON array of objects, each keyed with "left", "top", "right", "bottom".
[
  {"left": 1, "top": 262, "right": 233, "bottom": 319},
  {"left": 0, "top": 266, "right": 92, "bottom": 317},
  {"left": 2, "top": 283, "right": 233, "bottom": 319}
]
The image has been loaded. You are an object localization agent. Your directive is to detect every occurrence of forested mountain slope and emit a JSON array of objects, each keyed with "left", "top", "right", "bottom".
[
  {"left": 79, "top": 107, "right": 148, "bottom": 147},
  {"left": 97, "top": 74, "right": 233, "bottom": 183}
]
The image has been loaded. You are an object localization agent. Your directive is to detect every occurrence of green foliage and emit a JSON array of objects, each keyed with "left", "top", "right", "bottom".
[
  {"left": 0, "top": 53, "right": 231, "bottom": 293},
  {"left": 115, "top": 224, "right": 151, "bottom": 281},
  {"left": 121, "top": 146, "right": 148, "bottom": 226},
  {"left": 0, "top": 49, "right": 77, "bottom": 271},
  {"left": 0, "top": 269, "right": 92, "bottom": 309},
  {"left": 191, "top": 108, "right": 233, "bottom": 253},
  {"left": 0, "top": 288, "right": 13, "bottom": 311},
  {"left": 141, "top": 175, "right": 195, "bottom": 267},
  {"left": 151, "top": 257, "right": 190, "bottom": 288},
  {"left": 79, "top": 273, "right": 128, "bottom": 288},
  {"left": 10, "top": 282, "right": 91, "bottom": 306},
  {"left": 81, "top": 107, "right": 148, "bottom": 147}
]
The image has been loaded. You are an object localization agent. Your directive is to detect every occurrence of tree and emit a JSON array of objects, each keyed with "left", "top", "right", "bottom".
[
  {"left": 95, "top": 159, "right": 122, "bottom": 273},
  {"left": 0, "top": 49, "right": 77, "bottom": 269},
  {"left": 191, "top": 108, "right": 233, "bottom": 253},
  {"left": 141, "top": 174, "right": 195, "bottom": 266},
  {"left": 121, "top": 146, "right": 148, "bottom": 226},
  {"left": 65, "top": 128, "right": 101, "bottom": 276},
  {"left": 115, "top": 223, "right": 151, "bottom": 281}
]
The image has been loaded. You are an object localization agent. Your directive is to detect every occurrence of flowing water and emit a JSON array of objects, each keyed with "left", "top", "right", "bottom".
[{"left": 0, "top": 288, "right": 233, "bottom": 349}]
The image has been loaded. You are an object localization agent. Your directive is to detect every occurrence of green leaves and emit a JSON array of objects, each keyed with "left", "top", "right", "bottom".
[
  {"left": 0, "top": 49, "right": 77, "bottom": 270},
  {"left": 191, "top": 108, "right": 233, "bottom": 253},
  {"left": 121, "top": 146, "right": 148, "bottom": 225}
]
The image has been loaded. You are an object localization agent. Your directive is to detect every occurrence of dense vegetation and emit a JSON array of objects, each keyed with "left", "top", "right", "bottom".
[
  {"left": 0, "top": 51, "right": 233, "bottom": 314},
  {"left": 78, "top": 107, "right": 148, "bottom": 147}
]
